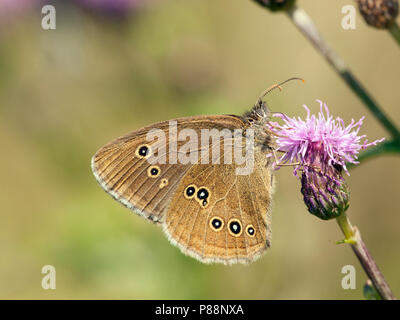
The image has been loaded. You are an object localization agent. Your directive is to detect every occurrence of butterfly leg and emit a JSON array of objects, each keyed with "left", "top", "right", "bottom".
[{"left": 271, "top": 149, "right": 300, "bottom": 167}]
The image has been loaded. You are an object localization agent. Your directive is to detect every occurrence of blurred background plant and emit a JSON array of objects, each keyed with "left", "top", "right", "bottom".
[{"left": 0, "top": 0, "right": 399, "bottom": 299}]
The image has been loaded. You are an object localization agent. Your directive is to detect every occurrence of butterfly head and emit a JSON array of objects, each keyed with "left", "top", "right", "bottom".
[
  {"left": 242, "top": 77, "right": 304, "bottom": 152},
  {"left": 243, "top": 77, "right": 304, "bottom": 126},
  {"left": 242, "top": 99, "right": 270, "bottom": 125},
  {"left": 241, "top": 99, "right": 277, "bottom": 154}
]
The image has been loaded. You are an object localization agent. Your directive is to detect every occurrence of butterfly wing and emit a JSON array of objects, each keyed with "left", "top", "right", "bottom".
[
  {"left": 163, "top": 146, "right": 272, "bottom": 265},
  {"left": 91, "top": 115, "right": 247, "bottom": 223},
  {"left": 92, "top": 114, "right": 273, "bottom": 264}
]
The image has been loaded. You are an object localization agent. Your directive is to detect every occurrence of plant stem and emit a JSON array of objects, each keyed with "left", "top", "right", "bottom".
[
  {"left": 388, "top": 21, "right": 400, "bottom": 47},
  {"left": 336, "top": 212, "right": 396, "bottom": 300},
  {"left": 252, "top": 2, "right": 398, "bottom": 299},
  {"left": 284, "top": 4, "right": 400, "bottom": 142}
]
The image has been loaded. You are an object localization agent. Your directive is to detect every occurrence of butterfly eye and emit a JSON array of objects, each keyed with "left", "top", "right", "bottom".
[
  {"left": 209, "top": 216, "right": 224, "bottom": 232},
  {"left": 228, "top": 219, "right": 242, "bottom": 237},
  {"left": 136, "top": 144, "right": 151, "bottom": 158},
  {"left": 246, "top": 225, "right": 256, "bottom": 237},
  {"left": 147, "top": 165, "right": 160, "bottom": 178},
  {"left": 184, "top": 185, "right": 197, "bottom": 199}
]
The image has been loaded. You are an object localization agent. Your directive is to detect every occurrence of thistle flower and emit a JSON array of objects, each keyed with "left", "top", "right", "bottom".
[
  {"left": 0, "top": 0, "right": 36, "bottom": 24},
  {"left": 269, "top": 100, "right": 384, "bottom": 219},
  {"left": 357, "top": 0, "right": 399, "bottom": 29},
  {"left": 73, "top": 0, "right": 145, "bottom": 18}
]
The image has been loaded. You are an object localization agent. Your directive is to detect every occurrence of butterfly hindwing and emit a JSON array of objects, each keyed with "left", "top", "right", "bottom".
[{"left": 163, "top": 142, "right": 272, "bottom": 265}]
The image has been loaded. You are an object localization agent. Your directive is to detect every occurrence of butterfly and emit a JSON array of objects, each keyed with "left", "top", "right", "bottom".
[{"left": 91, "top": 78, "right": 302, "bottom": 265}]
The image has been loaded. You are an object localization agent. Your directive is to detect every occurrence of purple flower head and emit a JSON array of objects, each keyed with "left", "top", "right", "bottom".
[
  {"left": 269, "top": 100, "right": 385, "bottom": 220},
  {"left": 74, "top": 0, "right": 145, "bottom": 17},
  {"left": 0, "top": 0, "right": 37, "bottom": 24},
  {"left": 269, "top": 100, "right": 385, "bottom": 177}
]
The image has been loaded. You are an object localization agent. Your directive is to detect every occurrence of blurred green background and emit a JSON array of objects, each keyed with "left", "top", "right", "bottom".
[{"left": 1, "top": 0, "right": 399, "bottom": 299}]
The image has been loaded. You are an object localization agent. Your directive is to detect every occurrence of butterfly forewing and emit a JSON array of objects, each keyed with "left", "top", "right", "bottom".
[{"left": 92, "top": 115, "right": 246, "bottom": 222}]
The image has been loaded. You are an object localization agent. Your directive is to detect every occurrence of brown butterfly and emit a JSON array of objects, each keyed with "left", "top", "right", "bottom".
[{"left": 91, "top": 78, "right": 301, "bottom": 265}]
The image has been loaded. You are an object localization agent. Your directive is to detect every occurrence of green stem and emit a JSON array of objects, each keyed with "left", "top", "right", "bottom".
[
  {"left": 336, "top": 213, "right": 355, "bottom": 240},
  {"left": 336, "top": 212, "right": 396, "bottom": 300},
  {"left": 283, "top": 4, "right": 400, "bottom": 142},
  {"left": 388, "top": 22, "right": 400, "bottom": 47},
  {"left": 340, "top": 71, "right": 400, "bottom": 142}
]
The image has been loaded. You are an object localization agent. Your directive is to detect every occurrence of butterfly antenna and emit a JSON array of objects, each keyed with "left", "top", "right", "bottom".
[{"left": 258, "top": 77, "right": 305, "bottom": 102}]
